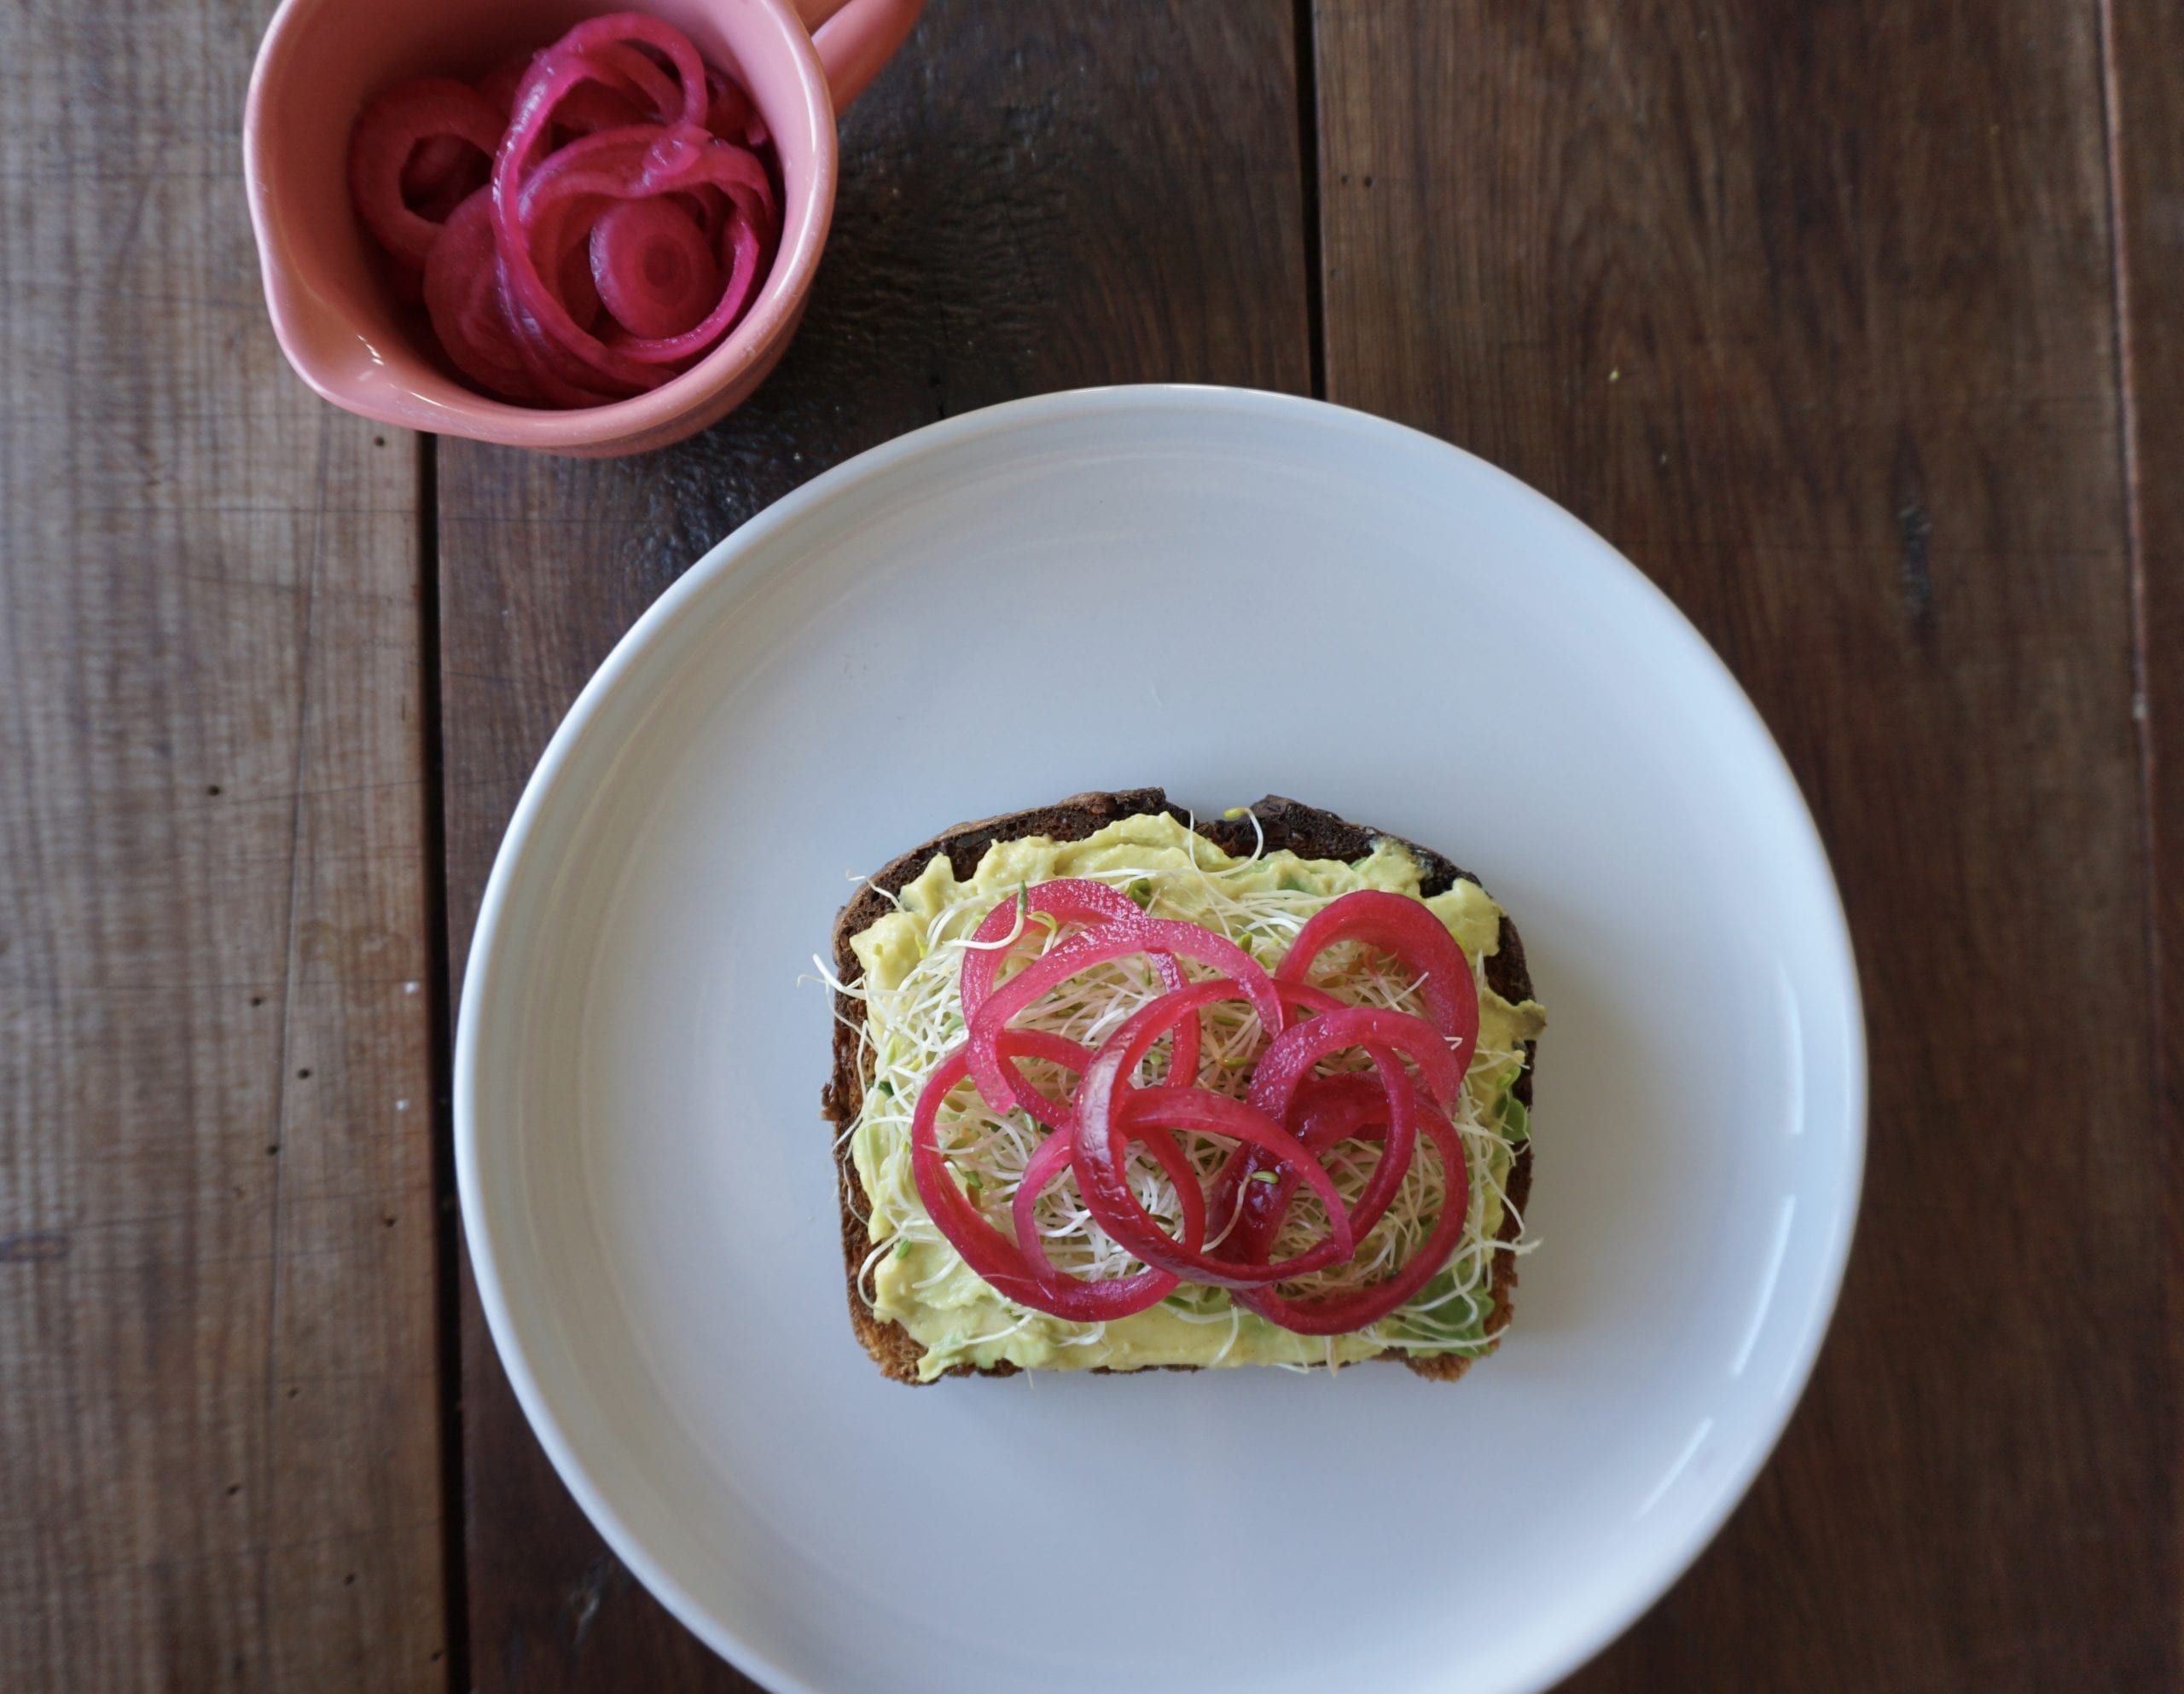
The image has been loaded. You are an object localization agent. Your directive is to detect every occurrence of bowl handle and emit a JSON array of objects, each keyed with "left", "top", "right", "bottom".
[{"left": 794, "top": 0, "right": 923, "bottom": 113}]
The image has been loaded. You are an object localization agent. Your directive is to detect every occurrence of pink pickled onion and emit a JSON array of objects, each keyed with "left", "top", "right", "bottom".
[
  {"left": 423, "top": 189, "right": 541, "bottom": 403},
  {"left": 590, "top": 198, "right": 720, "bottom": 337},
  {"left": 887, "top": 880, "right": 1498, "bottom": 1343},
  {"left": 1235, "top": 1105, "right": 1472, "bottom": 1336},
  {"left": 706, "top": 63, "right": 768, "bottom": 147},
  {"left": 1207, "top": 1049, "right": 1419, "bottom": 1263},
  {"left": 1069, "top": 981, "right": 1354, "bottom": 1287},
  {"left": 1248, "top": 1003, "right": 1467, "bottom": 1118},
  {"left": 1203, "top": 980, "right": 1420, "bottom": 1256},
  {"left": 402, "top": 133, "right": 488, "bottom": 222},
  {"left": 909, "top": 1047, "right": 1049, "bottom": 1309},
  {"left": 1108, "top": 1086, "right": 1356, "bottom": 1285},
  {"left": 1007, "top": 1040, "right": 1208, "bottom": 1321},
  {"left": 1217, "top": 1071, "right": 1405, "bottom": 1266},
  {"left": 963, "top": 915, "right": 1277, "bottom": 1120},
  {"left": 959, "top": 879, "right": 1144, "bottom": 1018},
  {"left": 348, "top": 78, "right": 507, "bottom": 268},
  {"left": 500, "top": 14, "right": 708, "bottom": 180},
  {"left": 911, "top": 1033, "right": 1199, "bottom": 1322},
  {"left": 494, "top": 122, "right": 775, "bottom": 391},
  {"left": 1276, "top": 887, "right": 1481, "bottom": 1058},
  {"left": 553, "top": 79, "right": 653, "bottom": 137},
  {"left": 959, "top": 879, "right": 1203, "bottom": 1121},
  {"left": 346, "top": 14, "right": 778, "bottom": 407}
]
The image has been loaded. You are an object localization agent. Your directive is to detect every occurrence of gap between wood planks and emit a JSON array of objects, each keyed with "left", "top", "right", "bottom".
[
  {"left": 1295, "top": 0, "right": 1328, "bottom": 400},
  {"left": 416, "top": 432, "right": 470, "bottom": 1694}
]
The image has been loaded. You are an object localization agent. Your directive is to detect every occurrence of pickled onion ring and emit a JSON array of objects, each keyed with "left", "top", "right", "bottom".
[
  {"left": 422, "top": 189, "right": 539, "bottom": 402},
  {"left": 959, "top": 879, "right": 1143, "bottom": 1018},
  {"left": 1107, "top": 1086, "right": 1355, "bottom": 1285},
  {"left": 963, "top": 917, "right": 1276, "bottom": 1118},
  {"left": 348, "top": 78, "right": 506, "bottom": 268},
  {"left": 1204, "top": 981, "right": 1420, "bottom": 1256},
  {"left": 1217, "top": 1071, "right": 1407, "bottom": 1266},
  {"left": 1248, "top": 1003, "right": 1467, "bottom": 1118},
  {"left": 1235, "top": 1105, "right": 1472, "bottom": 1336},
  {"left": 960, "top": 879, "right": 1202, "bottom": 1116},
  {"left": 1070, "top": 982, "right": 1352, "bottom": 1287},
  {"left": 910, "top": 1031, "right": 1196, "bottom": 1321},
  {"left": 1276, "top": 887, "right": 1481, "bottom": 1058},
  {"left": 888, "top": 882, "right": 1497, "bottom": 1343},
  {"left": 1208, "top": 1045, "right": 1419, "bottom": 1261},
  {"left": 909, "top": 1047, "right": 1048, "bottom": 1308},
  {"left": 1007, "top": 1039, "right": 1207, "bottom": 1321},
  {"left": 402, "top": 134, "right": 488, "bottom": 223},
  {"left": 590, "top": 198, "right": 720, "bottom": 337},
  {"left": 346, "top": 14, "right": 778, "bottom": 407},
  {"left": 496, "top": 122, "right": 775, "bottom": 390}
]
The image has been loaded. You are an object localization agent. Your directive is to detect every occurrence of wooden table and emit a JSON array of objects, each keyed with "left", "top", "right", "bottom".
[{"left": 5, "top": 1, "right": 2178, "bottom": 1688}]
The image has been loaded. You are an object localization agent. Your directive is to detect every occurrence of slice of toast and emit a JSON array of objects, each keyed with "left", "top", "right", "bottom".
[{"left": 822, "top": 790, "right": 1536, "bottom": 1384}]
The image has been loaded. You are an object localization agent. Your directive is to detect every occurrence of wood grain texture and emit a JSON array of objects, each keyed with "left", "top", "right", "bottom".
[
  {"left": 1316, "top": 3, "right": 2169, "bottom": 1689},
  {"left": 0, "top": 2, "right": 447, "bottom": 1688},
  {"left": 435, "top": 2, "right": 1309, "bottom": 1685},
  {"left": 2107, "top": 0, "right": 2184, "bottom": 1670}
]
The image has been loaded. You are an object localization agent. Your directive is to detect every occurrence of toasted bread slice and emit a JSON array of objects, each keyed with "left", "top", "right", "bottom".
[{"left": 822, "top": 790, "right": 1536, "bottom": 1384}]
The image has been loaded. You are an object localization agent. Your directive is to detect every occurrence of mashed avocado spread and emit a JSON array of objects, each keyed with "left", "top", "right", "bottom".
[{"left": 843, "top": 812, "right": 1543, "bottom": 1380}]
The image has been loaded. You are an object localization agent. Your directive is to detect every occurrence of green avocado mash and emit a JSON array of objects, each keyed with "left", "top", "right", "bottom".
[{"left": 844, "top": 812, "right": 1543, "bottom": 1380}]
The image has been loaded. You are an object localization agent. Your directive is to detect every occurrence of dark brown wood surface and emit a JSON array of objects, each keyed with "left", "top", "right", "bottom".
[
  {"left": 7, "top": 0, "right": 2178, "bottom": 1687},
  {"left": 2112, "top": 0, "right": 2184, "bottom": 1670},
  {"left": 434, "top": 4, "right": 1309, "bottom": 1686},
  {"left": 0, "top": 1, "right": 448, "bottom": 1689},
  {"left": 1316, "top": 2, "right": 2171, "bottom": 1688}
]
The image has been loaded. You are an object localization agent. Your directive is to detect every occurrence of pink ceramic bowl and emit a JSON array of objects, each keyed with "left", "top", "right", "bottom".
[{"left": 244, "top": 0, "right": 921, "bottom": 456}]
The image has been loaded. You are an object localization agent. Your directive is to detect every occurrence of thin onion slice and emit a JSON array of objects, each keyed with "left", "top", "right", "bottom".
[
  {"left": 350, "top": 15, "right": 775, "bottom": 408},
  {"left": 348, "top": 78, "right": 507, "bottom": 269},
  {"left": 601, "top": 192, "right": 770, "bottom": 363},
  {"left": 959, "top": 879, "right": 1202, "bottom": 1117},
  {"left": 1109, "top": 1086, "right": 1356, "bottom": 1286},
  {"left": 402, "top": 133, "right": 488, "bottom": 222},
  {"left": 1008, "top": 1038, "right": 1205, "bottom": 1322},
  {"left": 1276, "top": 887, "right": 1481, "bottom": 1060},
  {"left": 1069, "top": 981, "right": 1352, "bottom": 1288},
  {"left": 908, "top": 1045, "right": 1053, "bottom": 1311},
  {"left": 495, "top": 123, "right": 775, "bottom": 391},
  {"left": 911, "top": 1035, "right": 1189, "bottom": 1321},
  {"left": 959, "top": 879, "right": 1143, "bottom": 1018},
  {"left": 421, "top": 188, "right": 540, "bottom": 402},
  {"left": 1205, "top": 980, "right": 1420, "bottom": 1255},
  {"left": 1235, "top": 1102, "right": 1472, "bottom": 1336},
  {"left": 1248, "top": 1003, "right": 1466, "bottom": 1119},
  {"left": 705, "top": 63, "right": 768, "bottom": 147},
  {"left": 499, "top": 12, "right": 708, "bottom": 185},
  {"left": 965, "top": 918, "right": 1276, "bottom": 1118},
  {"left": 1218, "top": 1071, "right": 1405, "bottom": 1265},
  {"left": 590, "top": 197, "right": 720, "bottom": 337}
]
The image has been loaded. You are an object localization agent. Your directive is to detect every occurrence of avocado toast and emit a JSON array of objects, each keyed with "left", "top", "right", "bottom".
[{"left": 821, "top": 790, "right": 1542, "bottom": 1384}]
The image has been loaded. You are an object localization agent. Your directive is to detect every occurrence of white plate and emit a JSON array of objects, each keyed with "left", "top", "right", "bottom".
[{"left": 457, "top": 386, "right": 1864, "bottom": 1694}]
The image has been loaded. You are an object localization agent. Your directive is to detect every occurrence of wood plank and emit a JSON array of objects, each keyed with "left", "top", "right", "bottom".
[
  {"left": 435, "top": 1, "right": 1310, "bottom": 1685},
  {"left": 0, "top": 1, "right": 448, "bottom": 1688},
  {"left": 2107, "top": 0, "right": 2184, "bottom": 1673},
  {"left": 1315, "top": 2, "right": 2167, "bottom": 1688}
]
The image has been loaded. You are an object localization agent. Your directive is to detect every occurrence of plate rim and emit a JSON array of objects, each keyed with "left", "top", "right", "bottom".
[{"left": 454, "top": 381, "right": 1868, "bottom": 1694}]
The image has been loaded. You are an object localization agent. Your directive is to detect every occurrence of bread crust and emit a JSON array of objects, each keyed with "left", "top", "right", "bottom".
[{"left": 822, "top": 790, "right": 1536, "bottom": 1384}]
